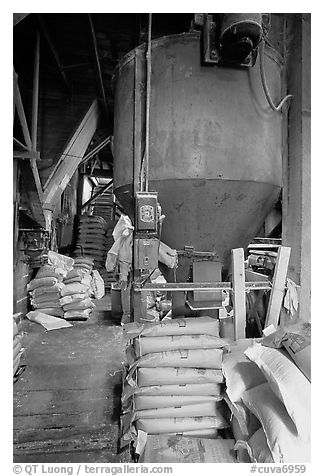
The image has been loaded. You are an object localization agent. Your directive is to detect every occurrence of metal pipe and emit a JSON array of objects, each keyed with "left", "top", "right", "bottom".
[
  {"left": 80, "top": 136, "right": 111, "bottom": 165},
  {"left": 144, "top": 13, "right": 152, "bottom": 192},
  {"left": 32, "top": 31, "right": 40, "bottom": 152},
  {"left": 134, "top": 281, "right": 272, "bottom": 292}
]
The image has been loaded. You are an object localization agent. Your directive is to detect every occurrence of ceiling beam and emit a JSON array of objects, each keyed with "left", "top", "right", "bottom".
[
  {"left": 14, "top": 76, "right": 32, "bottom": 150},
  {"left": 31, "top": 31, "right": 40, "bottom": 152},
  {"left": 88, "top": 14, "right": 110, "bottom": 122},
  {"left": 36, "top": 14, "right": 71, "bottom": 94}
]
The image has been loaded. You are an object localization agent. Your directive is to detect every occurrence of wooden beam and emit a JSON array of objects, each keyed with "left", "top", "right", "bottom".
[
  {"left": 44, "top": 100, "right": 99, "bottom": 190},
  {"left": 36, "top": 14, "right": 70, "bottom": 93},
  {"left": 81, "top": 180, "right": 113, "bottom": 209},
  {"left": 80, "top": 136, "right": 111, "bottom": 166},
  {"left": 265, "top": 246, "right": 291, "bottom": 329},
  {"left": 32, "top": 31, "right": 40, "bottom": 152},
  {"left": 13, "top": 150, "right": 40, "bottom": 160},
  {"left": 231, "top": 248, "right": 246, "bottom": 340},
  {"left": 20, "top": 161, "right": 46, "bottom": 228},
  {"left": 43, "top": 100, "right": 99, "bottom": 211},
  {"left": 245, "top": 269, "right": 270, "bottom": 282},
  {"left": 13, "top": 137, "right": 29, "bottom": 151},
  {"left": 14, "top": 81, "right": 32, "bottom": 150},
  {"left": 88, "top": 14, "right": 109, "bottom": 121}
]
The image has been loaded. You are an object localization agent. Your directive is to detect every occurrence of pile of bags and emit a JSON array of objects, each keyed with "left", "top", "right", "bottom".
[
  {"left": 13, "top": 318, "right": 23, "bottom": 377},
  {"left": 27, "top": 252, "right": 100, "bottom": 322},
  {"left": 60, "top": 256, "right": 96, "bottom": 321},
  {"left": 27, "top": 259, "right": 70, "bottom": 318},
  {"left": 137, "top": 432, "right": 237, "bottom": 463},
  {"left": 75, "top": 215, "right": 109, "bottom": 269},
  {"left": 121, "top": 316, "right": 230, "bottom": 445},
  {"left": 222, "top": 339, "right": 311, "bottom": 463}
]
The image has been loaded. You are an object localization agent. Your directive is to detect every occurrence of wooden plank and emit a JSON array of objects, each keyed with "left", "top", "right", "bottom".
[
  {"left": 44, "top": 99, "right": 99, "bottom": 190},
  {"left": 245, "top": 269, "right": 270, "bottom": 282},
  {"left": 20, "top": 161, "right": 46, "bottom": 228},
  {"left": 231, "top": 248, "right": 246, "bottom": 340},
  {"left": 14, "top": 82, "right": 32, "bottom": 150},
  {"left": 265, "top": 246, "right": 291, "bottom": 328},
  {"left": 13, "top": 150, "right": 40, "bottom": 160},
  {"left": 43, "top": 100, "right": 99, "bottom": 211},
  {"left": 31, "top": 31, "right": 40, "bottom": 152}
]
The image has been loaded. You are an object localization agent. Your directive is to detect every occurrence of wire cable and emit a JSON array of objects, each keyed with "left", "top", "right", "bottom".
[{"left": 259, "top": 39, "right": 293, "bottom": 112}]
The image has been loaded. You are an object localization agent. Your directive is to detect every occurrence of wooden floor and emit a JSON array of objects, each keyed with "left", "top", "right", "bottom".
[{"left": 13, "top": 294, "right": 130, "bottom": 463}]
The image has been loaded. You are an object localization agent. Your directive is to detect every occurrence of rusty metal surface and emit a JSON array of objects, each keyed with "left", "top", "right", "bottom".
[
  {"left": 13, "top": 296, "right": 130, "bottom": 463},
  {"left": 113, "top": 33, "right": 283, "bottom": 268}
]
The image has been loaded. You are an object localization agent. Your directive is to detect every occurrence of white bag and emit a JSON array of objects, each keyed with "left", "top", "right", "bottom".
[
  {"left": 136, "top": 416, "right": 229, "bottom": 434},
  {"left": 139, "top": 434, "right": 236, "bottom": 463},
  {"left": 135, "top": 334, "right": 228, "bottom": 356},
  {"left": 242, "top": 383, "right": 310, "bottom": 463},
  {"left": 129, "top": 349, "right": 223, "bottom": 375},
  {"left": 61, "top": 283, "right": 90, "bottom": 296},
  {"left": 90, "top": 269, "right": 105, "bottom": 299},
  {"left": 134, "top": 401, "right": 223, "bottom": 418},
  {"left": 122, "top": 382, "right": 223, "bottom": 403},
  {"left": 124, "top": 316, "right": 220, "bottom": 339},
  {"left": 234, "top": 428, "right": 274, "bottom": 463},
  {"left": 134, "top": 394, "right": 222, "bottom": 411},
  {"left": 245, "top": 343, "right": 311, "bottom": 441},
  {"left": 136, "top": 367, "right": 224, "bottom": 387},
  {"left": 222, "top": 340, "right": 265, "bottom": 405}
]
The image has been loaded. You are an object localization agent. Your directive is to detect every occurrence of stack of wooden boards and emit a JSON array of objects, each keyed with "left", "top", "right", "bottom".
[
  {"left": 222, "top": 339, "right": 311, "bottom": 463},
  {"left": 121, "top": 317, "right": 232, "bottom": 449}
]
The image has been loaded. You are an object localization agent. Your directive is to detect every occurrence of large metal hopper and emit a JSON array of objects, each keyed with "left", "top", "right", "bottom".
[{"left": 113, "top": 32, "right": 283, "bottom": 271}]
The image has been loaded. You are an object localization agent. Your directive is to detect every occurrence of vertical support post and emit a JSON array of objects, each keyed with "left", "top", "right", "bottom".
[
  {"left": 133, "top": 49, "right": 143, "bottom": 196},
  {"left": 231, "top": 248, "right": 246, "bottom": 340},
  {"left": 265, "top": 246, "right": 291, "bottom": 328},
  {"left": 282, "top": 14, "right": 311, "bottom": 321},
  {"left": 32, "top": 31, "right": 40, "bottom": 152},
  {"left": 132, "top": 50, "right": 144, "bottom": 323}
]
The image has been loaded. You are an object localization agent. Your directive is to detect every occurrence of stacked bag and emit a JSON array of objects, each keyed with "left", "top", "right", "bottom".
[
  {"left": 27, "top": 264, "right": 67, "bottom": 318},
  {"left": 75, "top": 215, "right": 109, "bottom": 270},
  {"left": 13, "top": 318, "right": 24, "bottom": 377},
  {"left": 222, "top": 339, "right": 311, "bottom": 463},
  {"left": 121, "top": 316, "right": 230, "bottom": 445},
  {"left": 60, "top": 256, "right": 96, "bottom": 321}
]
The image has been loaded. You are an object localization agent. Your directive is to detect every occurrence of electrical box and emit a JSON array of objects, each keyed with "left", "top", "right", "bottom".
[
  {"left": 135, "top": 192, "right": 158, "bottom": 234},
  {"left": 134, "top": 238, "right": 159, "bottom": 271}
]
